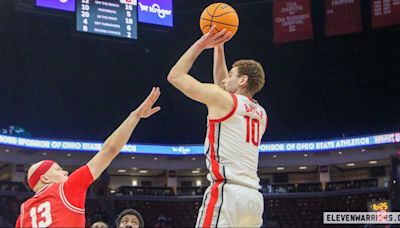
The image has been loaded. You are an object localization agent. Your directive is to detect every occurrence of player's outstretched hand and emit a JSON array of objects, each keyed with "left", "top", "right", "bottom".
[
  {"left": 133, "top": 87, "right": 161, "bottom": 119},
  {"left": 196, "top": 25, "right": 232, "bottom": 50}
]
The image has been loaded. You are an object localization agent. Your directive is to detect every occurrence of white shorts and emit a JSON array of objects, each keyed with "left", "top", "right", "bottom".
[{"left": 195, "top": 181, "right": 264, "bottom": 227}]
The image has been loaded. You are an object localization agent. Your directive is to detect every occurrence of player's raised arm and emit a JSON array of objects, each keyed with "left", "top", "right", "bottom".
[
  {"left": 213, "top": 44, "right": 230, "bottom": 87},
  {"left": 87, "top": 87, "right": 161, "bottom": 180},
  {"left": 167, "top": 26, "right": 232, "bottom": 107}
]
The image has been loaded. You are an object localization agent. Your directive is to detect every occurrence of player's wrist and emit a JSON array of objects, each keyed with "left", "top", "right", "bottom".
[
  {"left": 130, "top": 110, "right": 142, "bottom": 120},
  {"left": 215, "top": 44, "right": 224, "bottom": 50},
  {"left": 193, "top": 40, "right": 207, "bottom": 51}
]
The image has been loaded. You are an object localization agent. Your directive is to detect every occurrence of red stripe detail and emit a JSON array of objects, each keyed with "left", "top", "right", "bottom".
[
  {"left": 208, "top": 123, "right": 223, "bottom": 181},
  {"left": 59, "top": 184, "right": 85, "bottom": 213},
  {"left": 202, "top": 181, "right": 222, "bottom": 227},
  {"left": 202, "top": 122, "right": 224, "bottom": 227},
  {"left": 209, "top": 94, "right": 238, "bottom": 123}
]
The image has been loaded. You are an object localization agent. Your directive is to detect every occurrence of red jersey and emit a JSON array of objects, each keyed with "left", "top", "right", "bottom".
[{"left": 16, "top": 165, "right": 94, "bottom": 228}]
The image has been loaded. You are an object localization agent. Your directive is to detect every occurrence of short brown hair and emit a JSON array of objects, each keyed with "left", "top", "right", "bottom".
[{"left": 232, "top": 59, "right": 265, "bottom": 95}]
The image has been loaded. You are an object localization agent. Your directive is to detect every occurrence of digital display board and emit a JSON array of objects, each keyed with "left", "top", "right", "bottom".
[
  {"left": 1, "top": 132, "right": 399, "bottom": 155},
  {"left": 36, "top": 0, "right": 75, "bottom": 12},
  {"left": 76, "top": 0, "right": 138, "bottom": 40},
  {"left": 138, "top": 0, "right": 173, "bottom": 27},
  {"left": 368, "top": 200, "right": 391, "bottom": 212},
  {"left": 36, "top": 0, "right": 172, "bottom": 28}
]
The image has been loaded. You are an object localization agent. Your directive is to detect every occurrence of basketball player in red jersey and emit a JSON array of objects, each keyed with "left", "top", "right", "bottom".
[
  {"left": 15, "top": 87, "right": 161, "bottom": 227},
  {"left": 168, "top": 27, "right": 267, "bottom": 227}
]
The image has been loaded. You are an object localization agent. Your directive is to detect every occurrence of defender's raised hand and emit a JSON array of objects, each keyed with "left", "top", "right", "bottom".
[{"left": 133, "top": 87, "right": 161, "bottom": 118}]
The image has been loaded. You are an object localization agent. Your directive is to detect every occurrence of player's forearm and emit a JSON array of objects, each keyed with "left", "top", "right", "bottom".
[
  {"left": 213, "top": 45, "right": 229, "bottom": 86},
  {"left": 167, "top": 42, "right": 204, "bottom": 83},
  {"left": 102, "top": 111, "right": 140, "bottom": 156},
  {"left": 87, "top": 112, "right": 140, "bottom": 179}
]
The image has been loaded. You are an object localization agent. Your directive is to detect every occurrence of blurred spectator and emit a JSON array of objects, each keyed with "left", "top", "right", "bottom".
[
  {"left": 91, "top": 221, "right": 109, "bottom": 228},
  {"left": 93, "top": 206, "right": 108, "bottom": 222},
  {"left": 154, "top": 214, "right": 172, "bottom": 228},
  {"left": 115, "top": 209, "right": 144, "bottom": 228}
]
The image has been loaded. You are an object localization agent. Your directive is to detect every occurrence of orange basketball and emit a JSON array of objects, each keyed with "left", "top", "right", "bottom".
[{"left": 199, "top": 3, "right": 239, "bottom": 37}]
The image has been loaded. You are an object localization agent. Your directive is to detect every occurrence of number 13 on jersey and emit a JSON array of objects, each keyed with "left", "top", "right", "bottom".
[
  {"left": 29, "top": 201, "right": 52, "bottom": 227},
  {"left": 244, "top": 116, "right": 260, "bottom": 146}
]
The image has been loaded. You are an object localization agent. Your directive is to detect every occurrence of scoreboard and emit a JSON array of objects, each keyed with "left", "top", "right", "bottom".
[
  {"left": 76, "top": 0, "right": 138, "bottom": 40},
  {"left": 368, "top": 200, "right": 391, "bottom": 212}
]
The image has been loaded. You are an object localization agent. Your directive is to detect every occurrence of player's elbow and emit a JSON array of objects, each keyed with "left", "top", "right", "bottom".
[
  {"left": 167, "top": 69, "right": 179, "bottom": 85},
  {"left": 167, "top": 72, "right": 175, "bottom": 83},
  {"left": 101, "top": 143, "right": 120, "bottom": 155}
]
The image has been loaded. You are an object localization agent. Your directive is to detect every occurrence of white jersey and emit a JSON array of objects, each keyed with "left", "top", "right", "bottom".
[{"left": 204, "top": 94, "right": 267, "bottom": 190}]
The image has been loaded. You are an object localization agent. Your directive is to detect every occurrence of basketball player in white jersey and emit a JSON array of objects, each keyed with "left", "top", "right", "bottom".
[{"left": 168, "top": 26, "right": 267, "bottom": 227}]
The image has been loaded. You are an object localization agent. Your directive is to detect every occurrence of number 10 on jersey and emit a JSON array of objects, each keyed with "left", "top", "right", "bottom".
[{"left": 244, "top": 116, "right": 260, "bottom": 146}]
